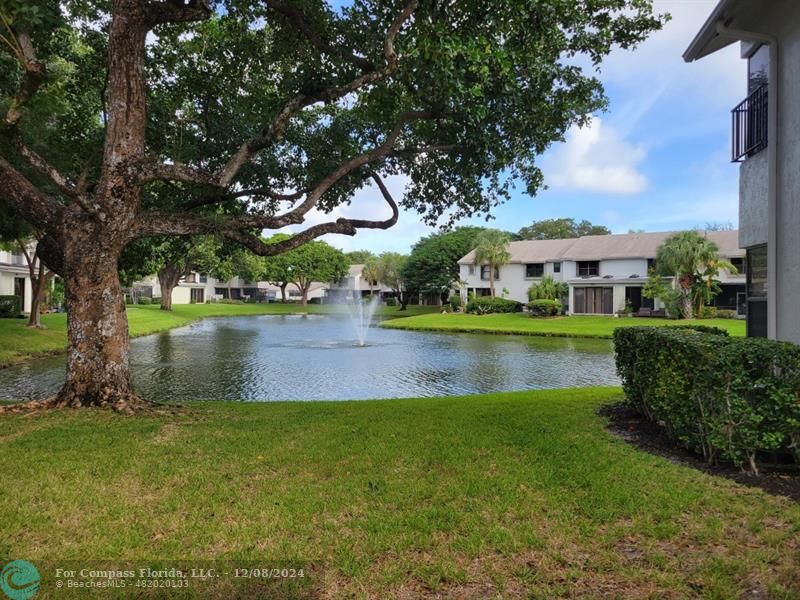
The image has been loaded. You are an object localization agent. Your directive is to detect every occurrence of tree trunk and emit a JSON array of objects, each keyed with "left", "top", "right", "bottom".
[
  {"left": 681, "top": 292, "right": 693, "bottom": 320},
  {"left": 301, "top": 288, "right": 309, "bottom": 305},
  {"left": 280, "top": 283, "right": 287, "bottom": 303},
  {"left": 400, "top": 291, "right": 409, "bottom": 311},
  {"left": 489, "top": 265, "right": 495, "bottom": 297},
  {"left": 157, "top": 263, "right": 184, "bottom": 311},
  {"left": 26, "top": 277, "right": 49, "bottom": 328},
  {"left": 55, "top": 220, "right": 144, "bottom": 412}
]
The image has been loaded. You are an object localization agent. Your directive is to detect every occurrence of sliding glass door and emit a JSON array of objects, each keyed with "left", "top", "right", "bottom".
[{"left": 573, "top": 287, "right": 613, "bottom": 314}]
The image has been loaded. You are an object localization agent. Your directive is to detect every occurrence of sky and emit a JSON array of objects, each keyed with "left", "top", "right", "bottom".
[{"left": 279, "top": 0, "right": 745, "bottom": 254}]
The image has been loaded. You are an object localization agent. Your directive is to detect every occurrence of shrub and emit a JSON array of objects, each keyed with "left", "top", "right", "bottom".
[
  {"left": 137, "top": 297, "right": 151, "bottom": 305},
  {"left": 448, "top": 294, "right": 461, "bottom": 312},
  {"left": 0, "top": 295, "right": 21, "bottom": 317},
  {"left": 613, "top": 326, "right": 800, "bottom": 474},
  {"left": 697, "top": 305, "right": 717, "bottom": 319},
  {"left": 218, "top": 299, "right": 244, "bottom": 304},
  {"left": 385, "top": 297, "right": 398, "bottom": 307},
  {"left": 465, "top": 296, "right": 522, "bottom": 315},
  {"left": 715, "top": 309, "right": 737, "bottom": 319},
  {"left": 527, "top": 299, "right": 561, "bottom": 317}
]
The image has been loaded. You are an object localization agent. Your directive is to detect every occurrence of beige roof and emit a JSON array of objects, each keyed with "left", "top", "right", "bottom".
[
  {"left": 459, "top": 230, "right": 743, "bottom": 264},
  {"left": 459, "top": 238, "right": 577, "bottom": 265}
]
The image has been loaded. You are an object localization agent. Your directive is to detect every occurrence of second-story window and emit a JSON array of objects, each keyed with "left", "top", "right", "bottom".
[
  {"left": 730, "top": 257, "right": 746, "bottom": 276},
  {"left": 577, "top": 261, "right": 599, "bottom": 277},
  {"left": 525, "top": 263, "right": 544, "bottom": 278},
  {"left": 199, "top": 274, "right": 208, "bottom": 283},
  {"left": 553, "top": 262, "right": 561, "bottom": 274},
  {"left": 647, "top": 258, "right": 657, "bottom": 273},
  {"left": 480, "top": 265, "right": 499, "bottom": 281}
]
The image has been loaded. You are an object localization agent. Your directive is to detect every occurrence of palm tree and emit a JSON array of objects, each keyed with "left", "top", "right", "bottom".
[
  {"left": 655, "top": 231, "right": 724, "bottom": 319},
  {"left": 362, "top": 258, "right": 381, "bottom": 299},
  {"left": 528, "top": 275, "right": 569, "bottom": 302},
  {"left": 472, "top": 229, "right": 511, "bottom": 297}
]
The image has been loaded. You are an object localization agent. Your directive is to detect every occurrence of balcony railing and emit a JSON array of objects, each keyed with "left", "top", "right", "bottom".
[{"left": 731, "top": 84, "right": 768, "bottom": 162}]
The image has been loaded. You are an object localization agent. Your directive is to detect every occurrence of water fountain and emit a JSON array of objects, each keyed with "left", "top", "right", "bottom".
[{"left": 346, "top": 295, "right": 381, "bottom": 346}]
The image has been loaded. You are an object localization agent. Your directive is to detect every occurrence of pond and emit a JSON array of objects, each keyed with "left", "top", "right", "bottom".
[{"left": 0, "top": 315, "right": 619, "bottom": 402}]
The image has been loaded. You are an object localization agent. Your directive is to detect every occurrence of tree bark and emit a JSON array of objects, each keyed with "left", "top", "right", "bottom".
[
  {"left": 54, "top": 216, "right": 144, "bottom": 412},
  {"left": 26, "top": 272, "right": 51, "bottom": 328},
  {"left": 280, "top": 283, "right": 287, "bottom": 303},
  {"left": 489, "top": 266, "right": 496, "bottom": 297}
]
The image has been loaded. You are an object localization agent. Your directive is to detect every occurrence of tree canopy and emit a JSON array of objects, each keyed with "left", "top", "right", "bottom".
[
  {"left": 517, "top": 218, "right": 611, "bottom": 241},
  {"left": 472, "top": 229, "right": 511, "bottom": 297},
  {"left": 402, "top": 226, "right": 484, "bottom": 298}
]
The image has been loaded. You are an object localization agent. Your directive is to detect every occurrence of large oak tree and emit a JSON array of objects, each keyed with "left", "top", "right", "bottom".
[{"left": 0, "top": 0, "right": 663, "bottom": 411}]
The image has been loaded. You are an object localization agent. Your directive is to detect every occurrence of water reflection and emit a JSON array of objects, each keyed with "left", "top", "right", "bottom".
[{"left": 0, "top": 315, "right": 619, "bottom": 402}]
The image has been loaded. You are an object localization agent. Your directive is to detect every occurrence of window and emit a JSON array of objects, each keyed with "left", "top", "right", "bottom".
[
  {"left": 647, "top": 258, "right": 657, "bottom": 273},
  {"left": 553, "top": 262, "right": 561, "bottom": 273},
  {"left": 525, "top": 263, "right": 544, "bottom": 278},
  {"left": 199, "top": 274, "right": 208, "bottom": 283},
  {"left": 577, "top": 261, "right": 599, "bottom": 277},
  {"left": 11, "top": 252, "right": 24, "bottom": 266},
  {"left": 748, "top": 44, "right": 769, "bottom": 94},
  {"left": 746, "top": 245, "right": 767, "bottom": 338},
  {"left": 730, "top": 257, "right": 746, "bottom": 276},
  {"left": 480, "top": 265, "right": 499, "bottom": 281},
  {"left": 467, "top": 265, "right": 475, "bottom": 276}
]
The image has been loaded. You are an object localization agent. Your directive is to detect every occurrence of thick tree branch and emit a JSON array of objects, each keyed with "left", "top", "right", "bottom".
[
  {"left": 183, "top": 186, "right": 309, "bottom": 210},
  {"left": 222, "top": 171, "right": 399, "bottom": 257},
  {"left": 144, "top": 0, "right": 212, "bottom": 26},
  {"left": 139, "top": 160, "right": 219, "bottom": 186},
  {"left": 2, "top": 30, "right": 45, "bottom": 128},
  {"left": 0, "top": 158, "right": 64, "bottom": 232},
  {"left": 267, "top": 1, "right": 375, "bottom": 72}
]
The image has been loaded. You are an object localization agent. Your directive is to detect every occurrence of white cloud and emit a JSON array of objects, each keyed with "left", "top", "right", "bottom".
[
  {"left": 543, "top": 117, "right": 648, "bottom": 195},
  {"left": 272, "top": 175, "right": 436, "bottom": 254}
]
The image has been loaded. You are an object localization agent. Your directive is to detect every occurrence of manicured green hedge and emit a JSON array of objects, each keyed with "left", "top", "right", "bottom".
[
  {"left": 0, "top": 295, "right": 22, "bottom": 317},
  {"left": 527, "top": 299, "right": 561, "bottom": 317},
  {"left": 465, "top": 296, "right": 523, "bottom": 315},
  {"left": 613, "top": 326, "right": 800, "bottom": 474}
]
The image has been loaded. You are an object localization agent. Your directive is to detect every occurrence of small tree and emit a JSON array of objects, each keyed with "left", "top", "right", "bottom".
[
  {"left": 346, "top": 250, "right": 376, "bottom": 265},
  {"left": 376, "top": 252, "right": 409, "bottom": 309},
  {"left": 472, "top": 229, "right": 511, "bottom": 297},
  {"left": 361, "top": 257, "right": 381, "bottom": 298}
]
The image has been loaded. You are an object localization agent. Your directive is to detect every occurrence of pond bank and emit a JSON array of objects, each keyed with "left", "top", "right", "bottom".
[{"left": 380, "top": 312, "right": 746, "bottom": 339}]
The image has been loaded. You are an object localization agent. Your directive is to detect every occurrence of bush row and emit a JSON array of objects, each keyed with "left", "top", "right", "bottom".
[
  {"left": 465, "top": 296, "right": 522, "bottom": 314},
  {"left": 613, "top": 326, "right": 800, "bottom": 474}
]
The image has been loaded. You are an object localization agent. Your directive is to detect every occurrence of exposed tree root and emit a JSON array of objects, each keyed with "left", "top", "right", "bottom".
[{"left": 0, "top": 391, "right": 158, "bottom": 416}]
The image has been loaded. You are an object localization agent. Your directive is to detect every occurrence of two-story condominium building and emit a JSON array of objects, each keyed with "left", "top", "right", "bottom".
[
  {"left": 684, "top": 0, "right": 800, "bottom": 343},
  {"left": 459, "top": 230, "right": 746, "bottom": 316},
  {"left": 132, "top": 274, "right": 329, "bottom": 304}
]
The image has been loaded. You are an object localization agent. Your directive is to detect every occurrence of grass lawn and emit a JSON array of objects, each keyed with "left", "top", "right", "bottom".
[
  {"left": 381, "top": 312, "right": 746, "bottom": 339},
  {"left": 0, "top": 303, "right": 437, "bottom": 368},
  {"left": 1, "top": 388, "right": 797, "bottom": 598}
]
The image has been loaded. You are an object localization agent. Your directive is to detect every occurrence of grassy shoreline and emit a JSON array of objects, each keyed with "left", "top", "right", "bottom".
[
  {"left": 0, "top": 303, "right": 438, "bottom": 369},
  {"left": 2, "top": 388, "right": 797, "bottom": 598},
  {"left": 380, "top": 312, "right": 746, "bottom": 339}
]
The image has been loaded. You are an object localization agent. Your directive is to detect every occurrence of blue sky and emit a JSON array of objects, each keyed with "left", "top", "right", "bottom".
[{"left": 282, "top": 0, "right": 745, "bottom": 253}]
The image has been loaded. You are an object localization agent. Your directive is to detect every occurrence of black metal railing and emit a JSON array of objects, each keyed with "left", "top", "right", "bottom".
[{"left": 731, "top": 84, "right": 768, "bottom": 162}]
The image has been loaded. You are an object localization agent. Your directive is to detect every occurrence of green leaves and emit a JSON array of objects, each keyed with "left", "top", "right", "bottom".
[{"left": 614, "top": 327, "right": 800, "bottom": 474}]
